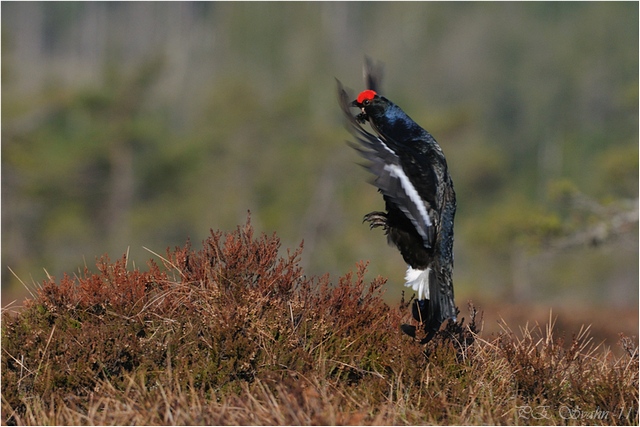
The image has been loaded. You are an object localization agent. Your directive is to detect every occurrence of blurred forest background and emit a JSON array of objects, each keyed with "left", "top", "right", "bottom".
[{"left": 2, "top": 3, "right": 638, "bottom": 339}]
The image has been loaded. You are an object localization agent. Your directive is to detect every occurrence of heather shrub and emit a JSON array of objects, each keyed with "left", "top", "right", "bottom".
[
  {"left": 2, "top": 216, "right": 409, "bottom": 421},
  {"left": 2, "top": 216, "right": 637, "bottom": 425}
]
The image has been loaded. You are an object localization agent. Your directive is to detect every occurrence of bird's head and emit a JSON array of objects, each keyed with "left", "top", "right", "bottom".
[{"left": 351, "top": 89, "right": 386, "bottom": 124}]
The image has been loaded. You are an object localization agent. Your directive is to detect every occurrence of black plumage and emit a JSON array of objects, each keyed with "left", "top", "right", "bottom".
[{"left": 338, "top": 68, "right": 457, "bottom": 343}]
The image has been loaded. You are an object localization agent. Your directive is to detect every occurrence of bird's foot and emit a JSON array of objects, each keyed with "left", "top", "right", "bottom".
[
  {"left": 355, "top": 112, "right": 369, "bottom": 124},
  {"left": 363, "top": 211, "right": 388, "bottom": 231}
]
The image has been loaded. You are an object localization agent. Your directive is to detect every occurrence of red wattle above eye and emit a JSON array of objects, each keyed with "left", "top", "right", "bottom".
[{"left": 357, "top": 90, "right": 377, "bottom": 104}]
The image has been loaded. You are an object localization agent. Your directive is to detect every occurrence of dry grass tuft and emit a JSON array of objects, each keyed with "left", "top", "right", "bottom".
[{"left": 2, "top": 216, "right": 638, "bottom": 425}]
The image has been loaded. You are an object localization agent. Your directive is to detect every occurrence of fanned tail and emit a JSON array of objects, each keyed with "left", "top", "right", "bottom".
[{"left": 403, "top": 266, "right": 456, "bottom": 343}]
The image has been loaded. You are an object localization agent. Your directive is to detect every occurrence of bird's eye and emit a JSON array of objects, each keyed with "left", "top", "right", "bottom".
[{"left": 363, "top": 99, "right": 370, "bottom": 106}]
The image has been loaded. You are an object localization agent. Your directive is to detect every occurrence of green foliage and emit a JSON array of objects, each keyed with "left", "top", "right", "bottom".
[
  {"left": 2, "top": 2, "right": 637, "bottom": 306},
  {"left": 464, "top": 195, "right": 563, "bottom": 253},
  {"left": 2, "top": 220, "right": 637, "bottom": 425},
  {"left": 597, "top": 144, "right": 639, "bottom": 199}
]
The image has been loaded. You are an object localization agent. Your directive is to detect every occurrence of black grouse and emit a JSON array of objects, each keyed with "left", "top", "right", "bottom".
[{"left": 338, "top": 66, "right": 457, "bottom": 343}]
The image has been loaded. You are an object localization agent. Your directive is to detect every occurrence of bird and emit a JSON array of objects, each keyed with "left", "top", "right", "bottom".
[{"left": 337, "top": 62, "right": 457, "bottom": 343}]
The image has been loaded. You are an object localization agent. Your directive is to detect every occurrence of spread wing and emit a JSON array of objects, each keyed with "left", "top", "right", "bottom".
[
  {"left": 338, "top": 81, "right": 435, "bottom": 248},
  {"left": 363, "top": 56, "right": 384, "bottom": 93}
]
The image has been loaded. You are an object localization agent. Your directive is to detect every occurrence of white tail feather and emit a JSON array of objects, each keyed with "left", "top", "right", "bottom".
[{"left": 404, "top": 266, "right": 431, "bottom": 300}]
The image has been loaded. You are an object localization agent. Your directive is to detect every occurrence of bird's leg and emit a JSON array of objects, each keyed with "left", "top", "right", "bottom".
[{"left": 363, "top": 211, "right": 388, "bottom": 231}]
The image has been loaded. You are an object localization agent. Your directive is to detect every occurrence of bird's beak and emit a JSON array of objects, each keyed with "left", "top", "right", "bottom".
[{"left": 350, "top": 100, "right": 360, "bottom": 108}]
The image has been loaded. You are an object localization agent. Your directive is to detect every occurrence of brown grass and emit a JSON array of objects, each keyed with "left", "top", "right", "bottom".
[{"left": 2, "top": 216, "right": 638, "bottom": 425}]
